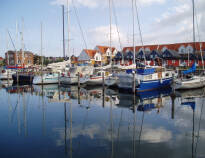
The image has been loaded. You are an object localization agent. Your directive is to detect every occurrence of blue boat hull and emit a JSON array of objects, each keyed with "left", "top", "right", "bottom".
[{"left": 136, "top": 77, "right": 173, "bottom": 92}]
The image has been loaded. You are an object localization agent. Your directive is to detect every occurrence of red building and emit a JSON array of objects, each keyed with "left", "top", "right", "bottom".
[{"left": 121, "top": 42, "right": 205, "bottom": 67}]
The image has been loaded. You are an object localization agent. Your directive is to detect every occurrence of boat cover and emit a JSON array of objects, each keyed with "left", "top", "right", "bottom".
[{"left": 182, "top": 62, "right": 196, "bottom": 75}]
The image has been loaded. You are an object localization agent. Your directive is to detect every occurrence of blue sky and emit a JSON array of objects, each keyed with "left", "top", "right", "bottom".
[{"left": 0, "top": 0, "right": 204, "bottom": 57}]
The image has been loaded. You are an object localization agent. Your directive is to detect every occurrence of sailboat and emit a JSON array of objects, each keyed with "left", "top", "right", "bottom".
[
  {"left": 12, "top": 20, "right": 34, "bottom": 85},
  {"left": 117, "top": 1, "right": 175, "bottom": 92},
  {"left": 33, "top": 23, "right": 59, "bottom": 85},
  {"left": 174, "top": 0, "right": 205, "bottom": 90},
  {"left": 80, "top": 69, "right": 111, "bottom": 85},
  {"left": 104, "top": 0, "right": 119, "bottom": 87}
]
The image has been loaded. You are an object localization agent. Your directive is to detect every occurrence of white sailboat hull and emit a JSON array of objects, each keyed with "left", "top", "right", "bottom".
[
  {"left": 174, "top": 76, "right": 205, "bottom": 90},
  {"left": 60, "top": 76, "right": 78, "bottom": 85},
  {"left": 86, "top": 77, "right": 105, "bottom": 85},
  {"left": 33, "top": 74, "right": 59, "bottom": 85}
]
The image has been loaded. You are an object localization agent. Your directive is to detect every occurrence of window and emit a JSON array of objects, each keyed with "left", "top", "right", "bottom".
[
  {"left": 172, "top": 60, "right": 175, "bottom": 64},
  {"left": 18, "top": 60, "right": 21, "bottom": 64}
]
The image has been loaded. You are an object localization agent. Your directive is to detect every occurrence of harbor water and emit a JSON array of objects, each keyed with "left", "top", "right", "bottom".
[{"left": 0, "top": 84, "right": 205, "bottom": 158}]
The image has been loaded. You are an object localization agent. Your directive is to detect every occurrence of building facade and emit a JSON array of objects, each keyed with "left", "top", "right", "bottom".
[
  {"left": 5, "top": 50, "right": 34, "bottom": 67},
  {"left": 78, "top": 46, "right": 117, "bottom": 66},
  {"left": 121, "top": 42, "right": 205, "bottom": 67}
]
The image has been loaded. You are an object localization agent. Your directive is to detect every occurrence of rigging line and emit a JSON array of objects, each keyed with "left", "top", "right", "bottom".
[
  {"left": 71, "top": 0, "right": 88, "bottom": 50},
  {"left": 134, "top": 0, "right": 146, "bottom": 64},
  {"left": 7, "top": 29, "right": 16, "bottom": 51},
  {"left": 111, "top": 0, "right": 123, "bottom": 50}
]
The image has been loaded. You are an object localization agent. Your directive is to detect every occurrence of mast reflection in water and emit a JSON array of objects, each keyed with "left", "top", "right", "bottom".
[{"left": 0, "top": 84, "right": 205, "bottom": 158}]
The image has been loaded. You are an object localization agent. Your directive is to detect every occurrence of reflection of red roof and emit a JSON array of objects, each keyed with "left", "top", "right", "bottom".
[
  {"left": 122, "top": 42, "right": 205, "bottom": 53},
  {"left": 96, "top": 45, "right": 116, "bottom": 54},
  {"left": 84, "top": 49, "right": 97, "bottom": 59}
]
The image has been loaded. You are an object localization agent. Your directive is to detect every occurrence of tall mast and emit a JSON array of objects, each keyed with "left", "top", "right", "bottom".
[
  {"left": 192, "top": 0, "right": 196, "bottom": 56},
  {"left": 21, "top": 18, "right": 24, "bottom": 66},
  {"left": 67, "top": 0, "right": 70, "bottom": 59},
  {"left": 109, "top": 0, "right": 112, "bottom": 65},
  {"left": 16, "top": 21, "right": 18, "bottom": 50},
  {"left": 135, "top": 0, "right": 146, "bottom": 65},
  {"left": 132, "top": 0, "right": 135, "bottom": 65},
  {"left": 6, "top": 29, "right": 9, "bottom": 66},
  {"left": 41, "top": 22, "right": 43, "bottom": 70},
  {"left": 62, "top": 5, "right": 65, "bottom": 58}
]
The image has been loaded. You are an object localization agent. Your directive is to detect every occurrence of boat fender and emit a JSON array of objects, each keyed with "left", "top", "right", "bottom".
[
  {"left": 80, "top": 73, "right": 83, "bottom": 78},
  {"left": 137, "top": 79, "right": 140, "bottom": 85},
  {"left": 67, "top": 72, "right": 70, "bottom": 77},
  {"left": 160, "top": 78, "right": 163, "bottom": 84}
]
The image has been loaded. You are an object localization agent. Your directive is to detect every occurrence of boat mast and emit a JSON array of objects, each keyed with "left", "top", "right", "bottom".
[
  {"left": 192, "top": 0, "right": 196, "bottom": 59},
  {"left": 132, "top": 0, "right": 136, "bottom": 65},
  {"left": 6, "top": 29, "right": 9, "bottom": 66},
  {"left": 16, "top": 21, "right": 18, "bottom": 66},
  {"left": 41, "top": 22, "right": 43, "bottom": 81},
  {"left": 109, "top": 0, "right": 112, "bottom": 65},
  {"left": 135, "top": 0, "right": 146, "bottom": 65},
  {"left": 21, "top": 18, "right": 24, "bottom": 67},
  {"left": 62, "top": 5, "right": 65, "bottom": 59},
  {"left": 67, "top": 0, "right": 70, "bottom": 59}
]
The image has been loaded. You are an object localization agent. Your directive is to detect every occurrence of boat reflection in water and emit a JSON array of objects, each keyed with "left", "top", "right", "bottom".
[{"left": 1, "top": 84, "right": 205, "bottom": 158}]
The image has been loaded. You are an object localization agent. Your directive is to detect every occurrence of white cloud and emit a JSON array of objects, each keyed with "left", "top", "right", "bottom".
[
  {"left": 51, "top": 0, "right": 166, "bottom": 8},
  {"left": 151, "top": 0, "right": 205, "bottom": 42},
  {"left": 87, "top": 24, "right": 126, "bottom": 49}
]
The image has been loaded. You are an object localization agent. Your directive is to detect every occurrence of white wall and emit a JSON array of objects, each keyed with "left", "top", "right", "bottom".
[{"left": 94, "top": 52, "right": 102, "bottom": 61}]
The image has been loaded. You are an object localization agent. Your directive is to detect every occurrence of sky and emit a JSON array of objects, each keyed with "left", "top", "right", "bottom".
[{"left": 0, "top": 0, "right": 205, "bottom": 57}]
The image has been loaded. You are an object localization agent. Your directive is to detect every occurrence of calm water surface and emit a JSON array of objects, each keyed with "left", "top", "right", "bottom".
[{"left": 0, "top": 83, "right": 205, "bottom": 158}]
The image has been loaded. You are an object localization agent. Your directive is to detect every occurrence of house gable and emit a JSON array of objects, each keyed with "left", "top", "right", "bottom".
[
  {"left": 94, "top": 52, "right": 102, "bottom": 61},
  {"left": 78, "top": 50, "right": 91, "bottom": 61}
]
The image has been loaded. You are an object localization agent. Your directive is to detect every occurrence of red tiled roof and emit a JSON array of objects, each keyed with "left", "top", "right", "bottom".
[
  {"left": 122, "top": 42, "right": 205, "bottom": 53},
  {"left": 0, "top": 57, "right": 3, "bottom": 60},
  {"left": 96, "top": 45, "right": 116, "bottom": 54},
  {"left": 84, "top": 49, "right": 97, "bottom": 58}
]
